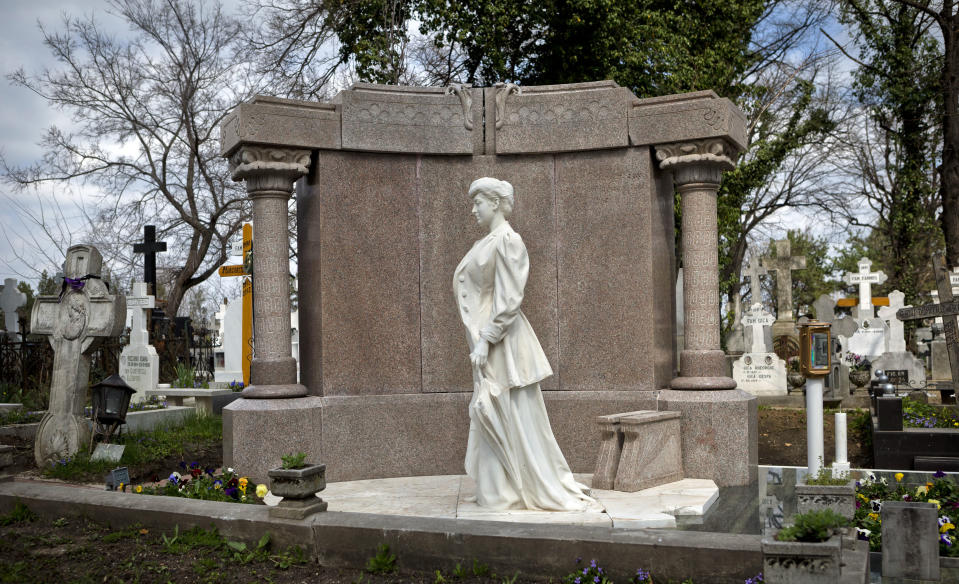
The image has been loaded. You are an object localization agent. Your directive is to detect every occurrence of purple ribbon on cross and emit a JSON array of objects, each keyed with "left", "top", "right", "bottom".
[{"left": 64, "top": 277, "right": 86, "bottom": 291}]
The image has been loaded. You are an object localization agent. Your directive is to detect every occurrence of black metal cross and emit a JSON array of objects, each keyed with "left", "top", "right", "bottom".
[
  {"left": 896, "top": 253, "right": 959, "bottom": 395},
  {"left": 133, "top": 225, "right": 167, "bottom": 295}
]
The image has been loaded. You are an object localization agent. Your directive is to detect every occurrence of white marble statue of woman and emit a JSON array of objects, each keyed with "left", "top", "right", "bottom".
[{"left": 453, "top": 177, "right": 595, "bottom": 511}]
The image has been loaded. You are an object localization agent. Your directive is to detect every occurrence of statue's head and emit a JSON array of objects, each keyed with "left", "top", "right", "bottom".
[
  {"left": 64, "top": 245, "right": 103, "bottom": 278},
  {"left": 468, "top": 178, "right": 514, "bottom": 228}
]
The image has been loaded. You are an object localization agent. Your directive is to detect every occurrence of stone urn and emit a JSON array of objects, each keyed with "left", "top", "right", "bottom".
[
  {"left": 849, "top": 370, "right": 870, "bottom": 392},
  {"left": 796, "top": 479, "right": 856, "bottom": 520},
  {"left": 762, "top": 533, "right": 843, "bottom": 584},
  {"left": 787, "top": 372, "right": 806, "bottom": 392},
  {"left": 267, "top": 463, "right": 328, "bottom": 519}
]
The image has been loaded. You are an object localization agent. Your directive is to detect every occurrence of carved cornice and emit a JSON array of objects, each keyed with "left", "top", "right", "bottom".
[
  {"left": 230, "top": 146, "right": 311, "bottom": 196},
  {"left": 655, "top": 139, "right": 737, "bottom": 187},
  {"left": 494, "top": 82, "right": 522, "bottom": 129},
  {"left": 445, "top": 83, "right": 473, "bottom": 130}
]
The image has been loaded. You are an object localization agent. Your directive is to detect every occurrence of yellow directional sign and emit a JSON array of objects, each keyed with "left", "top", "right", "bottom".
[
  {"left": 242, "top": 277, "right": 253, "bottom": 386},
  {"left": 218, "top": 264, "right": 248, "bottom": 277}
]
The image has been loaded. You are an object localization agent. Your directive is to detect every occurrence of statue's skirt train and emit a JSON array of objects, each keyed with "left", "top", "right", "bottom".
[{"left": 465, "top": 374, "right": 596, "bottom": 511}]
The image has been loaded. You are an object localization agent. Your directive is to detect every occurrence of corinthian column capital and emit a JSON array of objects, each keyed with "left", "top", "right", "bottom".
[
  {"left": 654, "top": 139, "right": 738, "bottom": 187},
  {"left": 230, "top": 146, "right": 312, "bottom": 196}
]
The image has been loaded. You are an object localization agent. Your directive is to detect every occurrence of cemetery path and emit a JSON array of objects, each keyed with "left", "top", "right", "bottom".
[{"left": 758, "top": 407, "right": 872, "bottom": 468}]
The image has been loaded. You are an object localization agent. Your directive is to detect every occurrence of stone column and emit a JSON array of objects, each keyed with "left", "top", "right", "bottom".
[
  {"left": 230, "top": 146, "right": 311, "bottom": 398},
  {"left": 656, "top": 139, "right": 736, "bottom": 390}
]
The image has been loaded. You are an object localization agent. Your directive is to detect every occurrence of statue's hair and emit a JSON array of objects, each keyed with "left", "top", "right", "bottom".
[{"left": 468, "top": 177, "right": 514, "bottom": 218}]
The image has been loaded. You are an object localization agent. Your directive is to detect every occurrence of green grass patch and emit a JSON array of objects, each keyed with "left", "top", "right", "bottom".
[
  {"left": 41, "top": 413, "right": 221, "bottom": 480},
  {"left": 0, "top": 502, "right": 38, "bottom": 526}
]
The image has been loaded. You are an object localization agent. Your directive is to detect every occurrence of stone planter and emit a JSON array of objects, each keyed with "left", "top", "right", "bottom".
[
  {"left": 787, "top": 372, "right": 806, "bottom": 391},
  {"left": 267, "top": 463, "right": 328, "bottom": 519},
  {"left": 849, "top": 370, "right": 870, "bottom": 392},
  {"left": 796, "top": 480, "right": 856, "bottom": 520},
  {"left": 762, "top": 533, "right": 842, "bottom": 584}
]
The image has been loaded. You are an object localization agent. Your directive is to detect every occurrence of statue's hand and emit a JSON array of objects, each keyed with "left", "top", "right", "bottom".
[{"left": 470, "top": 339, "right": 489, "bottom": 368}]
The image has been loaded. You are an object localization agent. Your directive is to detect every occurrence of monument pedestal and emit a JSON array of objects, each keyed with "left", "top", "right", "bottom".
[
  {"left": 657, "top": 388, "right": 757, "bottom": 487},
  {"left": 223, "top": 396, "right": 323, "bottom": 484}
]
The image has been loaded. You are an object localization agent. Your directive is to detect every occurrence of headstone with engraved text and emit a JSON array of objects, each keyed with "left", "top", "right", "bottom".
[
  {"left": 733, "top": 303, "right": 787, "bottom": 396},
  {"left": 119, "top": 282, "right": 159, "bottom": 404}
]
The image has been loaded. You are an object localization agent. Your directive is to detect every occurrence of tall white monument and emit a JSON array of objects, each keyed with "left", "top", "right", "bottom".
[
  {"left": 119, "top": 282, "right": 159, "bottom": 404},
  {"left": 843, "top": 257, "right": 887, "bottom": 320},
  {"left": 0, "top": 278, "right": 27, "bottom": 339}
]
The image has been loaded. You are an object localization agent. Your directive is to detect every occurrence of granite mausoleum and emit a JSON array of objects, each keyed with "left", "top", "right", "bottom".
[{"left": 221, "top": 81, "right": 757, "bottom": 486}]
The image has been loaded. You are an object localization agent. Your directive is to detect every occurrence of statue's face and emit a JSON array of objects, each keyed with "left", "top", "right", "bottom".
[{"left": 471, "top": 193, "right": 498, "bottom": 228}]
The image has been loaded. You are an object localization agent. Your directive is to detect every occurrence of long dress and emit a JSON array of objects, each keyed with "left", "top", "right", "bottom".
[{"left": 453, "top": 221, "right": 595, "bottom": 511}]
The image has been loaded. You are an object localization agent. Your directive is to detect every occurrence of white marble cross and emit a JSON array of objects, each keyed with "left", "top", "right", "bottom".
[
  {"left": 878, "top": 290, "right": 907, "bottom": 353},
  {"left": 843, "top": 258, "right": 887, "bottom": 316},
  {"left": 125, "top": 282, "right": 155, "bottom": 346},
  {"left": 743, "top": 252, "right": 767, "bottom": 307},
  {"left": 742, "top": 302, "right": 775, "bottom": 353},
  {"left": 0, "top": 278, "right": 26, "bottom": 334}
]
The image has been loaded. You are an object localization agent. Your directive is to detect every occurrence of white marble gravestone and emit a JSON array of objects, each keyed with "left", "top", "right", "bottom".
[
  {"left": 846, "top": 317, "right": 888, "bottom": 362},
  {"left": 213, "top": 298, "right": 244, "bottom": 383},
  {"left": 30, "top": 245, "right": 125, "bottom": 467},
  {"left": 872, "top": 290, "right": 926, "bottom": 386},
  {"left": 733, "top": 303, "right": 787, "bottom": 396},
  {"left": 0, "top": 278, "right": 26, "bottom": 338},
  {"left": 843, "top": 258, "right": 887, "bottom": 320},
  {"left": 119, "top": 282, "right": 158, "bottom": 404}
]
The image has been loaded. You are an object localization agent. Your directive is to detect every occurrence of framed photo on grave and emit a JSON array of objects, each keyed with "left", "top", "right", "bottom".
[{"left": 799, "top": 321, "right": 831, "bottom": 377}]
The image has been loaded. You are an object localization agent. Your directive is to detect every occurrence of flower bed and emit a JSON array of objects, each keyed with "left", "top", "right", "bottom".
[
  {"left": 902, "top": 398, "right": 959, "bottom": 429},
  {"left": 131, "top": 462, "right": 269, "bottom": 504},
  {"left": 855, "top": 470, "right": 959, "bottom": 555}
]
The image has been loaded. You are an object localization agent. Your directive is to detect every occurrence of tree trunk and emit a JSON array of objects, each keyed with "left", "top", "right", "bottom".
[{"left": 943, "top": 19, "right": 959, "bottom": 267}]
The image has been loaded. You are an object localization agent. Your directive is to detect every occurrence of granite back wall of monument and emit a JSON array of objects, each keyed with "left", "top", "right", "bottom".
[{"left": 221, "top": 81, "right": 749, "bottom": 482}]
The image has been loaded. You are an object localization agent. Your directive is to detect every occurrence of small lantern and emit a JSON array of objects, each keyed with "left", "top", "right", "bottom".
[
  {"left": 799, "top": 320, "right": 831, "bottom": 377},
  {"left": 90, "top": 374, "right": 136, "bottom": 427}
]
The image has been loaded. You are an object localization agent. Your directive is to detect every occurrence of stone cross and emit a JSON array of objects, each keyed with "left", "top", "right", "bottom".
[
  {"left": 843, "top": 257, "right": 887, "bottom": 317},
  {"left": 896, "top": 254, "right": 959, "bottom": 395},
  {"left": 742, "top": 302, "right": 775, "bottom": 353},
  {"left": 762, "top": 239, "right": 805, "bottom": 321},
  {"left": 743, "top": 252, "right": 767, "bottom": 307},
  {"left": 30, "top": 245, "right": 125, "bottom": 467},
  {"left": 812, "top": 294, "right": 836, "bottom": 324},
  {"left": 0, "top": 278, "right": 26, "bottom": 335},
  {"left": 125, "top": 282, "right": 155, "bottom": 345},
  {"left": 133, "top": 225, "right": 167, "bottom": 296},
  {"left": 877, "top": 290, "right": 907, "bottom": 353}
]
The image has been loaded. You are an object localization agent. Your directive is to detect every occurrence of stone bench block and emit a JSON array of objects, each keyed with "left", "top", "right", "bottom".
[
  {"left": 614, "top": 411, "right": 683, "bottom": 492},
  {"left": 592, "top": 410, "right": 652, "bottom": 490}
]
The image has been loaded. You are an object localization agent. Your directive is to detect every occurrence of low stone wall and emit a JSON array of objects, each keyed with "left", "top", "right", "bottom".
[
  {"left": 0, "top": 480, "right": 763, "bottom": 584},
  {"left": 0, "top": 406, "right": 195, "bottom": 440}
]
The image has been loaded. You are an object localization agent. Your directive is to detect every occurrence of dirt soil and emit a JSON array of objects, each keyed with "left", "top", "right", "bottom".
[
  {"left": 0, "top": 514, "right": 550, "bottom": 584},
  {"left": 758, "top": 407, "right": 872, "bottom": 468}
]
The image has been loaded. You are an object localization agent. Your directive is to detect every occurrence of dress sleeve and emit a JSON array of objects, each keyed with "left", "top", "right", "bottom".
[{"left": 480, "top": 231, "right": 529, "bottom": 344}]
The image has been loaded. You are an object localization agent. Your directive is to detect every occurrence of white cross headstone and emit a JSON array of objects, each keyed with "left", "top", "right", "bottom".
[
  {"left": 119, "top": 282, "right": 158, "bottom": 404},
  {"left": 743, "top": 302, "right": 775, "bottom": 353},
  {"left": 0, "top": 278, "right": 27, "bottom": 337},
  {"left": 843, "top": 257, "right": 888, "bottom": 318},
  {"left": 878, "top": 290, "right": 907, "bottom": 353},
  {"left": 30, "top": 245, "right": 125, "bottom": 467},
  {"left": 743, "top": 252, "right": 767, "bottom": 307}
]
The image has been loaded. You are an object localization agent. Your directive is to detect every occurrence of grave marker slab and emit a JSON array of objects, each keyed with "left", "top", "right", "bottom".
[
  {"left": 846, "top": 317, "right": 887, "bottom": 361},
  {"left": 0, "top": 278, "right": 26, "bottom": 337},
  {"left": 119, "top": 282, "right": 158, "bottom": 405},
  {"left": 873, "top": 289, "right": 927, "bottom": 387},
  {"left": 733, "top": 303, "right": 787, "bottom": 396}
]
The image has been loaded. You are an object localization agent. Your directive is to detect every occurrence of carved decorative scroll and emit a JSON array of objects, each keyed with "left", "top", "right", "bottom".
[
  {"left": 494, "top": 83, "right": 522, "bottom": 129},
  {"left": 445, "top": 83, "right": 473, "bottom": 130}
]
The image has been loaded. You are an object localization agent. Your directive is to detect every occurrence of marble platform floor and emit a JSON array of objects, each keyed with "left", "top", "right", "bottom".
[{"left": 265, "top": 474, "right": 718, "bottom": 529}]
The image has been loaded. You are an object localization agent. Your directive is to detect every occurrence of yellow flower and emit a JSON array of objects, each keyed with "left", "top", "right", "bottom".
[
  {"left": 135, "top": 485, "right": 143, "bottom": 493},
  {"left": 139, "top": 528, "right": 149, "bottom": 535},
  {"left": 942, "top": 523, "right": 956, "bottom": 533},
  {"left": 239, "top": 477, "right": 248, "bottom": 487},
  {"left": 917, "top": 486, "right": 929, "bottom": 496},
  {"left": 895, "top": 473, "right": 904, "bottom": 482},
  {"left": 858, "top": 493, "right": 869, "bottom": 501},
  {"left": 256, "top": 484, "right": 268, "bottom": 498},
  {"left": 927, "top": 482, "right": 934, "bottom": 488},
  {"left": 118, "top": 482, "right": 124, "bottom": 491},
  {"left": 930, "top": 499, "right": 941, "bottom": 509},
  {"left": 868, "top": 512, "right": 879, "bottom": 521}
]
